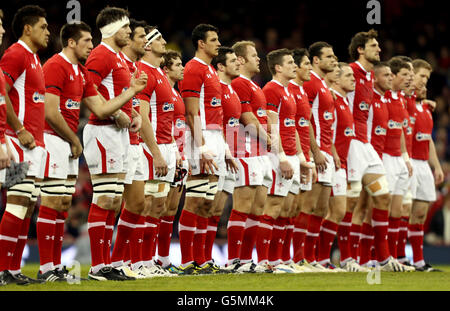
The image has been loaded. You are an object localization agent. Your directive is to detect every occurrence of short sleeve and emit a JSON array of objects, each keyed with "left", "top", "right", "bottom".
[
  {"left": 43, "top": 61, "right": 66, "bottom": 96},
  {"left": 135, "top": 71, "right": 156, "bottom": 102},
  {"left": 85, "top": 52, "right": 112, "bottom": 88},
  {"left": 0, "top": 47, "right": 25, "bottom": 87},
  {"left": 232, "top": 79, "right": 252, "bottom": 113},
  {"left": 179, "top": 65, "right": 204, "bottom": 99},
  {"left": 302, "top": 80, "right": 317, "bottom": 105},
  {"left": 80, "top": 66, "right": 98, "bottom": 99},
  {"left": 263, "top": 85, "right": 280, "bottom": 113}
]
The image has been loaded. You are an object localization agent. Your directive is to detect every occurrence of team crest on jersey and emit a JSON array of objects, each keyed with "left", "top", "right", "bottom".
[
  {"left": 359, "top": 101, "right": 369, "bottom": 111},
  {"left": 284, "top": 118, "right": 295, "bottom": 127},
  {"left": 175, "top": 119, "right": 185, "bottom": 129},
  {"left": 210, "top": 97, "right": 222, "bottom": 107},
  {"left": 228, "top": 117, "right": 239, "bottom": 127},
  {"left": 409, "top": 116, "right": 416, "bottom": 124},
  {"left": 257, "top": 108, "right": 266, "bottom": 118},
  {"left": 65, "top": 99, "right": 80, "bottom": 109},
  {"left": 403, "top": 119, "right": 409, "bottom": 128},
  {"left": 388, "top": 120, "right": 402, "bottom": 129},
  {"left": 162, "top": 102, "right": 174, "bottom": 112},
  {"left": 298, "top": 117, "right": 309, "bottom": 127},
  {"left": 374, "top": 126, "right": 387, "bottom": 136},
  {"left": 0, "top": 95, "right": 5, "bottom": 106},
  {"left": 344, "top": 127, "right": 355, "bottom": 137},
  {"left": 32, "top": 92, "right": 45, "bottom": 103},
  {"left": 415, "top": 132, "right": 431, "bottom": 141},
  {"left": 132, "top": 97, "right": 140, "bottom": 107},
  {"left": 323, "top": 111, "right": 333, "bottom": 121},
  {"left": 406, "top": 126, "right": 413, "bottom": 135}
]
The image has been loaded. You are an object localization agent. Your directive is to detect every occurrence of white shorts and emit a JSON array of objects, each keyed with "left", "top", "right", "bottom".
[
  {"left": 0, "top": 144, "right": 6, "bottom": 183},
  {"left": 260, "top": 154, "right": 274, "bottom": 189},
  {"left": 217, "top": 170, "right": 236, "bottom": 194},
  {"left": 141, "top": 142, "right": 177, "bottom": 183},
  {"left": 317, "top": 151, "right": 335, "bottom": 186},
  {"left": 267, "top": 153, "right": 300, "bottom": 197},
  {"left": 171, "top": 158, "right": 189, "bottom": 187},
  {"left": 235, "top": 156, "right": 263, "bottom": 188},
  {"left": 410, "top": 159, "right": 436, "bottom": 202},
  {"left": 83, "top": 124, "right": 130, "bottom": 175},
  {"left": 43, "top": 133, "right": 80, "bottom": 179},
  {"left": 124, "top": 144, "right": 145, "bottom": 184},
  {"left": 347, "top": 140, "right": 385, "bottom": 182},
  {"left": 382, "top": 153, "right": 409, "bottom": 196},
  {"left": 7, "top": 135, "right": 46, "bottom": 179},
  {"left": 332, "top": 168, "right": 347, "bottom": 197},
  {"left": 184, "top": 129, "right": 226, "bottom": 177}
]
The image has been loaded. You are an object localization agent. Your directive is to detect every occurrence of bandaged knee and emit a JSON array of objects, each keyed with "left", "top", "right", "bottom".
[
  {"left": 7, "top": 178, "right": 35, "bottom": 199},
  {"left": 347, "top": 181, "right": 362, "bottom": 198},
  {"left": 145, "top": 181, "right": 169, "bottom": 198},
  {"left": 185, "top": 179, "right": 209, "bottom": 198},
  {"left": 40, "top": 180, "right": 67, "bottom": 197},
  {"left": 365, "top": 175, "right": 389, "bottom": 197},
  {"left": 92, "top": 177, "right": 118, "bottom": 204},
  {"left": 402, "top": 190, "right": 412, "bottom": 205},
  {"left": 5, "top": 203, "right": 29, "bottom": 220},
  {"left": 115, "top": 179, "right": 125, "bottom": 197},
  {"left": 205, "top": 181, "right": 219, "bottom": 201}
]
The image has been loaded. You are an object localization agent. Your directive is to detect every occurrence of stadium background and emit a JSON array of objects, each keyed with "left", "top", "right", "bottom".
[{"left": 0, "top": 0, "right": 449, "bottom": 266}]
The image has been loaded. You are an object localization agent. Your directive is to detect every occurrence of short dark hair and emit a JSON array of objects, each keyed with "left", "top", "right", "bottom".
[
  {"left": 348, "top": 29, "right": 378, "bottom": 61},
  {"left": 12, "top": 5, "right": 46, "bottom": 39},
  {"left": 161, "top": 50, "right": 182, "bottom": 70},
  {"left": 388, "top": 57, "right": 410, "bottom": 75},
  {"left": 96, "top": 6, "right": 129, "bottom": 30},
  {"left": 211, "top": 46, "right": 234, "bottom": 70},
  {"left": 191, "top": 23, "right": 218, "bottom": 50},
  {"left": 308, "top": 41, "right": 332, "bottom": 60},
  {"left": 394, "top": 55, "right": 413, "bottom": 64},
  {"left": 337, "top": 62, "right": 350, "bottom": 78},
  {"left": 373, "top": 61, "right": 390, "bottom": 72},
  {"left": 292, "top": 48, "right": 310, "bottom": 67},
  {"left": 129, "top": 19, "right": 147, "bottom": 40},
  {"left": 60, "top": 22, "right": 92, "bottom": 48},
  {"left": 266, "top": 48, "right": 292, "bottom": 76}
]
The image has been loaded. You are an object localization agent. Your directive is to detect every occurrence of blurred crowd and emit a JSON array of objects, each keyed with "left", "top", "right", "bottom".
[{"left": 0, "top": 0, "right": 449, "bottom": 246}]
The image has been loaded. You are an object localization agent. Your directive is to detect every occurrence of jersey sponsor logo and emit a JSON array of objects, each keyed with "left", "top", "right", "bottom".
[
  {"left": 175, "top": 118, "right": 185, "bottom": 129},
  {"left": 403, "top": 118, "right": 409, "bottom": 128},
  {"left": 65, "top": 99, "right": 80, "bottom": 109},
  {"left": 0, "top": 95, "right": 5, "bottom": 106},
  {"left": 227, "top": 117, "right": 240, "bottom": 127},
  {"left": 359, "top": 101, "right": 369, "bottom": 111},
  {"left": 284, "top": 118, "right": 295, "bottom": 127},
  {"left": 388, "top": 119, "right": 402, "bottom": 129},
  {"left": 298, "top": 117, "right": 309, "bottom": 127},
  {"left": 406, "top": 126, "right": 413, "bottom": 135},
  {"left": 323, "top": 111, "right": 333, "bottom": 121},
  {"left": 132, "top": 97, "right": 140, "bottom": 107},
  {"left": 210, "top": 97, "right": 222, "bottom": 107},
  {"left": 415, "top": 132, "right": 431, "bottom": 141},
  {"left": 162, "top": 102, "right": 175, "bottom": 112},
  {"left": 344, "top": 127, "right": 355, "bottom": 137},
  {"left": 32, "top": 92, "right": 45, "bottom": 103},
  {"left": 256, "top": 107, "right": 266, "bottom": 118},
  {"left": 374, "top": 126, "right": 387, "bottom": 136},
  {"left": 409, "top": 116, "right": 416, "bottom": 124}
]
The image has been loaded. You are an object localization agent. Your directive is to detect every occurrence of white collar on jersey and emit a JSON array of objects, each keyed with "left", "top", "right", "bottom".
[
  {"left": 100, "top": 41, "right": 121, "bottom": 55},
  {"left": 193, "top": 57, "right": 208, "bottom": 66},
  {"left": 58, "top": 51, "right": 79, "bottom": 75},
  {"left": 334, "top": 90, "right": 349, "bottom": 105},
  {"left": 18, "top": 40, "right": 35, "bottom": 54},
  {"left": 140, "top": 60, "right": 157, "bottom": 69},
  {"left": 122, "top": 52, "right": 134, "bottom": 64}
]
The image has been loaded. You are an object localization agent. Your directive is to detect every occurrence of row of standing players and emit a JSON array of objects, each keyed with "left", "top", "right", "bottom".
[{"left": 0, "top": 6, "right": 444, "bottom": 285}]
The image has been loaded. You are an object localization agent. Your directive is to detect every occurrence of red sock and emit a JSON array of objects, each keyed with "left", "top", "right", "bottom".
[
  {"left": 142, "top": 216, "right": 159, "bottom": 264},
  {"left": 337, "top": 212, "right": 352, "bottom": 264},
  {"left": 359, "top": 222, "right": 374, "bottom": 265},
  {"left": 10, "top": 217, "right": 31, "bottom": 273},
  {"left": 372, "top": 208, "right": 390, "bottom": 262},
  {"left": 103, "top": 210, "right": 116, "bottom": 265},
  {"left": 240, "top": 214, "right": 260, "bottom": 262},
  {"left": 0, "top": 211, "right": 24, "bottom": 271},
  {"left": 256, "top": 215, "right": 274, "bottom": 264},
  {"left": 87, "top": 203, "right": 109, "bottom": 268},
  {"left": 282, "top": 218, "right": 294, "bottom": 263},
  {"left": 178, "top": 209, "right": 197, "bottom": 265},
  {"left": 304, "top": 214, "right": 323, "bottom": 263},
  {"left": 317, "top": 219, "right": 339, "bottom": 264},
  {"left": 349, "top": 223, "right": 362, "bottom": 261},
  {"left": 388, "top": 216, "right": 401, "bottom": 259},
  {"left": 268, "top": 217, "right": 287, "bottom": 265},
  {"left": 36, "top": 205, "right": 58, "bottom": 271},
  {"left": 157, "top": 215, "right": 175, "bottom": 266},
  {"left": 293, "top": 212, "right": 309, "bottom": 263},
  {"left": 111, "top": 208, "right": 140, "bottom": 266},
  {"left": 205, "top": 215, "right": 221, "bottom": 263},
  {"left": 408, "top": 223, "right": 424, "bottom": 266},
  {"left": 227, "top": 209, "right": 248, "bottom": 262},
  {"left": 193, "top": 215, "right": 208, "bottom": 266},
  {"left": 130, "top": 216, "right": 146, "bottom": 266},
  {"left": 397, "top": 216, "right": 409, "bottom": 259},
  {"left": 53, "top": 211, "right": 67, "bottom": 269}
]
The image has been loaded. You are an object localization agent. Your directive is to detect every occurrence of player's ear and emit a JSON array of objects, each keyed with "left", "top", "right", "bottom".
[
  {"left": 237, "top": 55, "right": 245, "bottom": 65},
  {"left": 23, "top": 24, "right": 33, "bottom": 36}
]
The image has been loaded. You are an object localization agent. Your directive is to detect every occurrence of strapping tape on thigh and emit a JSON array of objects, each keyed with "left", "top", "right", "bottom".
[
  {"left": 185, "top": 179, "right": 209, "bottom": 198},
  {"left": 65, "top": 180, "right": 76, "bottom": 195},
  {"left": 365, "top": 175, "right": 389, "bottom": 196},
  {"left": 92, "top": 177, "right": 118, "bottom": 201},
  {"left": 7, "top": 178, "right": 35, "bottom": 199},
  {"left": 145, "top": 181, "right": 170, "bottom": 198},
  {"left": 205, "top": 181, "right": 219, "bottom": 201},
  {"left": 347, "top": 181, "right": 362, "bottom": 198},
  {"left": 40, "top": 180, "right": 68, "bottom": 197}
]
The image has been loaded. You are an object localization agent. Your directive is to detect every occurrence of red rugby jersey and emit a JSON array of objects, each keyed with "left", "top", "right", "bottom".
[
  {"left": 172, "top": 87, "right": 185, "bottom": 156},
  {"left": 0, "top": 70, "right": 7, "bottom": 143},
  {"left": 232, "top": 75, "right": 268, "bottom": 157},
  {"left": 303, "top": 70, "right": 335, "bottom": 155},
  {"left": 332, "top": 91, "right": 355, "bottom": 169},
  {"left": 404, "top": 94, "right": 416, "bottom": 157},
  {"left": 136, "top": 60, "right": 174, "bottom": 145},
  {"left": 43, "top": 52, "right": 98, "bottom": 137},
  {"left": 220, "top": 81, "right": 242, "bottom": 158},
  {"left": 85, "top": 42, "right": 132, "bottom": 125},
  {"left": 367, "top": 89, "right": 389, "bottom": 158},
  {"left": 383, "top": 90, "right": 407, "bottom": 156},
  {"left": 288, "top": 81, "right": 311, "bottom": 162},
  {"left": 263, "top": 80, "right": 297, "bottom": 156},
  {"left": 178, "top": 57, "right": 222, "bottom": 130},
  {"left": 123, "top": 54, "right": 141, "bottom": 145},
  {"left": 412, "top": 101, "right": 433, "bottom": 161},
  {"left": 0, "top": 41, "right": 46, "bottom": 147},
  {"left": 348, "top": 62, "right": 373, "bottom": 144}
]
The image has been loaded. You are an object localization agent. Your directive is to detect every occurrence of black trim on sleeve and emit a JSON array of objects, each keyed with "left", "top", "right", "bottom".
[
  {"left": 267, "top": 102, "right": 278, "bottom": 108},
  {"left": 181, "top": 89, "right": 200, "bottom": 94},
  {"left": 240, "top": 101, "right": 251, "bottom": 104},
  {"left": 2, "top": 71, "right": 15, "bottom": 83},
  {"left": 46, "top": 85, "right": 63, "bottom": 92},
  {"left": 88, "top": 69, "right": 102, "bottom": 78}
]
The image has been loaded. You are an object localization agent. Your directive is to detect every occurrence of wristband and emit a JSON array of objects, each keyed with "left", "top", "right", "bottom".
[
  {"left": 15, "top": 126, "right": 25, "bottom": 135},
  {"left": 298, "top": 152, "right": 306, "bottom": 163},
  {"left": 402, "top": 152, "right": 410, "bottom": 162},
  {"left": 278, "top": 152, "right": 288, "bottom": 162}
]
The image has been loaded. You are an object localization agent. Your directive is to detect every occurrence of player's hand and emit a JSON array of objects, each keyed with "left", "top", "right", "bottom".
[
  {"left": 225, "top": 158, "right": 238, "bottom": 174},
  {"left": 130, "top": 71, "right": 148, "bottom": 94},
  {"left": 176, "top": 150, "right": 183, "bottom": 167},
  {"left": 114, "top": 110, "right": 131, "bottom": 129},
  {"left": 333, "top": 154, "right": 341, "bottom": 170},
  {"left": 17, "top": 129, "right": 36, "bottom": 150},
  {"left": 280, "top": 159, "right": 293, "bottom": 180},
  {"left": 423, "top": 99, "right": 436, "bottom": 112},
  {"left": 300, "top": 160, "right": 314, "bottom": 185},
  {"left": 200, "top": 147, "right": 218, "bottom": 175},
  {"left": 311, "top": 164, "right": 318, "bottom": 184},
  {"left": 434, "top": 167, "right": 444, "bottom": 185},
  {"left": 6, "top": 145, "right": 15, "bottom": 165},
  {"left": 0, "top": 148, "right": 9, "bottom": 170},
  {"left": 129, "top": 113, "right": 142, "bottom": 133},
  {"left": 266, "top": 135, "right": 272, "bottom": 152},
  {"left": 405, "top": 160, "right": 413, "bottom": 177},
  {"left": 154, "top": 151, "right": 168, "bottom": 177},
  {"left": 313, "top": 150, "right": 328, "bottom": 173},
  {"left": 70, "top": 136, "right": 83, "bottom": 159}
]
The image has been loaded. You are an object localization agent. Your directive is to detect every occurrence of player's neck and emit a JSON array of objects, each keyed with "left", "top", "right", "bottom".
[
  {"left": 333, "top": 85, "right": 347, "bottom": 98},
  {"left": 292, "top": 77, "right": 304, "bottom": 86},
  {"left": 122, "top": 46, "right": 139, "bottom": 62},
  {"left": 219, "top": 73, "right": 232, "bottom": 84},
  {"left": 19, "top": 36, "right": 39, "bottom": 54},
  {"left": 239, "top": 67, "right": 255, "bottom": 80},
  {"left": 143, "top": 52, "right": 162, "bottom": 68},
  {"left": 167, "top": 76, "right": 176, "bottom": 88},
  {"left": 374, "top": 85, "right": 386, "bottom": 96},
  {"left": 102, "top": 38, "right": 121, "bottom": 53},
  {"left": 311, "top": 66, "right": 326, "bottom": 79},
  {"left": 357, "top": 58, "right": 374, "bottom": 72},
  {"left": 273, "top": 75, "right": 289, "bottom": 87},
  {"left": 195, "top": 50, "right": 212, "bottom": 65},
  {"left": 61, "top": 48, "right": 78, "bottom": 64}
]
